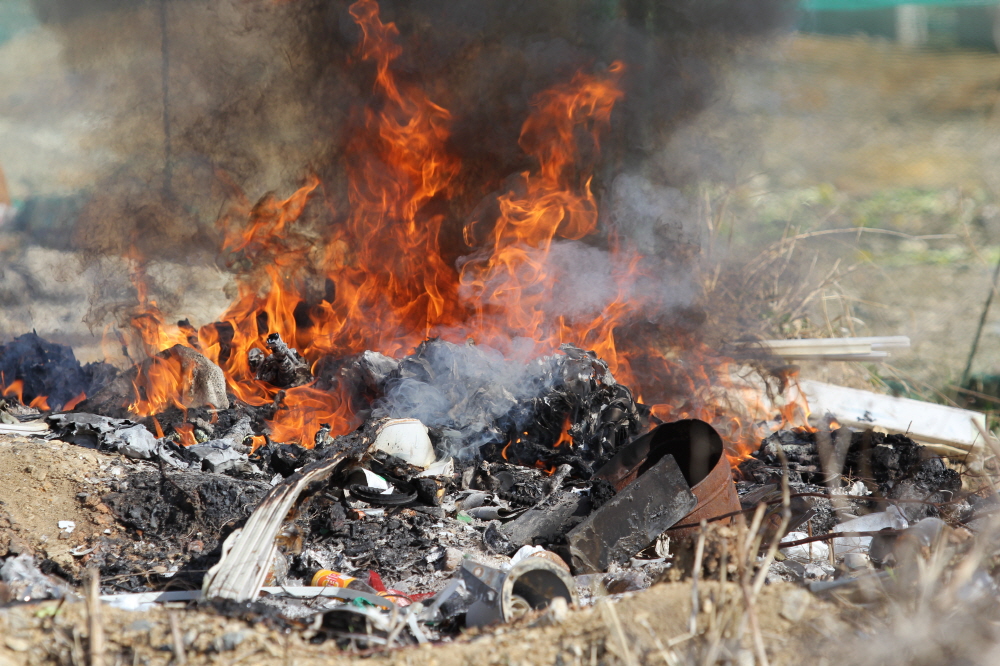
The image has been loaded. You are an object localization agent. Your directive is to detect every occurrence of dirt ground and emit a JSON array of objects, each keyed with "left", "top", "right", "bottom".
[
  {"left": 0, "top": 578, "right": 846, "bottom": 666},
  {"left": 0, "top": 435, "right": 119, "bottom": 570}
]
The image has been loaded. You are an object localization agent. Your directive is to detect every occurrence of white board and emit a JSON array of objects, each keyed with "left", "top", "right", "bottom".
[{"left": 796, "top": 379, "right": 985, "bottom": 450}]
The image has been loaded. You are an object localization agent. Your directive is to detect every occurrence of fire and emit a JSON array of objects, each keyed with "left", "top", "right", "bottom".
[
  {"left": 0, "top": 380, "right": 50, "bottom": 412},
  {"left": 129, "top": 354, "right": 192, "bottom": 417},
  {"left": 100, "top": 0, "right": 809, "bottom": 460},
  {"left": 174, "top": 423, "right": 198, "bottom": 448},
  {"left": 1, "top": 379, "right": 23, "bottom": 403},
  {"left": 554, "top": 416, "right": 574, "bottom": 449},
  {"left": 458, "top": 63, "right": 625, "bottom": 363},
  {"left": 64, "top": 392, "right": 86, "bottom": 411}
]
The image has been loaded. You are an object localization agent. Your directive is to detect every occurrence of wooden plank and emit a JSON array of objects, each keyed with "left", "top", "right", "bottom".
[
  {"left": 729, "top": 336, "right": 910, "bottom": 362},
  {"left": 0, "top": 421, "right": 49, "bottom": 435},
  {"left": 795, "top": 379, "right": 985, "bottom": 450}
]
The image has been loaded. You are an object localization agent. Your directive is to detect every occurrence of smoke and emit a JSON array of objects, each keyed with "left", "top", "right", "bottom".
[
  {"left": 371, "top": 340, "right": 520, "bottom": 454},
  {"left": 30, "top": 0, "right": 794, "bottom": 257},
  {"left": 19, "top": 0, "right": 796, "bottom": 425},
  {"left": 367, "top": 338, "right": 639, "bottom": 467}
]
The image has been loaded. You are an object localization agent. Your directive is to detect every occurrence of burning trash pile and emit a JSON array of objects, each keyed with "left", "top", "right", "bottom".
[
  {"left": 1, "top": 322, "right": 986, "bottom": 655},
  {"left": 4, "top": 0, "right": 1000, "bottom": 663}
]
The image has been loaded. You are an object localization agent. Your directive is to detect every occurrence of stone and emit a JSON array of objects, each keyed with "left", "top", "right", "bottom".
[
  {"left": 213, "top": 631, "right": 248, "bottom": 652},
  {"left": 779, "top": 587, "right": 813, "bottom": 623},
  {"left": 443, "top": 547, "right": 464, "bottom": 571},
  {"left": 110, "top": 424, "right": 158, "bottom": 459},
  {"left": 163, "top": 345, "right": 229, "bottom": 410},
  {"left": 3, "top": 637, "right": 30, "bottom": 652}
]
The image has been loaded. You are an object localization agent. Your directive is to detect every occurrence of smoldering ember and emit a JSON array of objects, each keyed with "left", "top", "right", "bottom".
[{"left": 4, "top": 1, "right": 1000, "bottom": 665}]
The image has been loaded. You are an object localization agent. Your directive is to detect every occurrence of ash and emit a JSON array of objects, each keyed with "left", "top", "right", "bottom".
[{"left": 739, "top": 426, "right": 966, "bottom": 524}]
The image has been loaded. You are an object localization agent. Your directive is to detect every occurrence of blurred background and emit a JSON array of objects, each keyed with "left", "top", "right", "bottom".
[{"left": 3, "top": 0, "right": 1000, "bottom": 415}]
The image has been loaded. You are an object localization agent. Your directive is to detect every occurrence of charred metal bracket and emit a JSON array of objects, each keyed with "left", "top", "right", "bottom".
[
  {"left": 566, "top": 454, "right": 696, "bottom": 574},
  {"left": 593, "top": 419, "right": 723, "bottom": 491},
  {"left": 459, "top": 558, "right": 578, "bottom": 626},
  {"left": 499, "top": 491, "right": 589, "bottom": 548}
]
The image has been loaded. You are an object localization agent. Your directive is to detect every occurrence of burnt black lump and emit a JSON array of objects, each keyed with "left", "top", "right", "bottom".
[
  {"left": 249, "top": 332, "right": 313, "bottom": 389},
  {"left": 503, "top": 345, "right": 643, "bottom": 477},
  {"left": 844, "top": 431, "right": 961, "bottom": 522},
  {"left": 103, "top": 470, "right": 270, "bottom": 542},
  {"left": 589, "top": 478, "right": 616, "bottom": 510},
  {"left": 370, "top": 338, "right": 641, "bottom": 476},
  {"left": 746, "top": 428, "right": 961, "bottom": 522},
  {"left": 0, "top": 332, "right": 116, "bottom": 410}
]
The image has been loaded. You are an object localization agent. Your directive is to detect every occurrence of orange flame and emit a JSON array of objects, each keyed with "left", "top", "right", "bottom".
[
  {"left": 0, "top": 379, "right": 50, "bottom": 411},
  {"left": 28, "top": 395, "right": 50, "bottom": 412},
  {"left": 63, "top": 392, "right": 86, "bottom": 411},
  {"left": 175, "top": 423, "right": 197, "bottom": 448},
  {"left": 104, "top": 0, "right": 808, "bottom": 460},
  {"left": 554, "top": 416, "right": 574, "bottom": 449},
  {"left": 129, "top": 354, "right": 193, "bottom": 417},
  {"left": 1, "top": 379, "right": 23, "bottom": 403}
]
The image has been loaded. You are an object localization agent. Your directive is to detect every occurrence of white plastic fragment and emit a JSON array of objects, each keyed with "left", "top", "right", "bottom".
[
  {"left": 832, "top": 506, "right": 908, "bottom": 557},
  {"left": 831, "top": 480, "right": 870, "bottom": 497},
  {"left": 100, "top": 590, "right": 201, "bottom": 612},
  {"left": 847, "top": 480, "right": 870, "bottom": 496},
  {"left": 373, "top": 418, "right": 436, "bottom": 468},
  {"left": 843, "top": 553, "right": 871, "bottom": 570},
  {"left": 58, "top": 520, "right": 76, "bottom": 534},
  {"left": 186, "top": 440, "right": 247, "bottom": 473},
  {"left": 509, "top": 545, "right": 546, "bottom": 567},
  {"left": 418, "top": 457, "right": 454, "bottom": 478},
  {"left": 779, "top": 531, "right": 829, "bottom": 562},
  {"left": 456, "top": 491, "right": 489, "bottom": 510},
  {"left": 1, "top": 554, "right": 73, "bottom": 602},
  {"left": 111, "top": 425, "right": 158, "bottom": 460}
]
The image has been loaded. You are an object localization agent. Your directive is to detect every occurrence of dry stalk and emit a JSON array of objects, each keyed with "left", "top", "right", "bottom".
[
  {"left": 85, "top": 568, "right": 104, "bottom": 666},
  {"left": 740, "top": 584, "right": 769, "bottom": 666},
  {"left": 752, "top": 447, "right": 792, "bottom": 598},
  {"left": 699, "top": 532, "right": 733, "bottom": 666},
  {"left": 169, "top": 611, "right": 187, "bottom": 666},
  {"left": 971, "top": 418, "right": 1000, "bottom": 500},
  {"left": 941, "top": 510, "right": 999, "bottom": 608},
  {"left": 915, "top": 535, "right": 952, "bottom": 613},
  {"left": 816, "top": 427, "right": 851, "bottom": 517},
  {"left": 741, "top": 444, "right": 792, "bottom": 666},
  {"left": 689, "top": 521, "right": 708, "bottom": 635},
  {"left": 73, "top": 626, "right": 85, "bottom": 666},
  {"left": 699, "top": 511, "right": 763, "bottom": 666},
  {"left": 739, "top": 504, "right": 768, "bottom": 570},
  {"left": 638, "top": 617, "right": 685, "bottom": 666},
  {"left": 599, "top": 600, "right": 638, "bottom": 666}
]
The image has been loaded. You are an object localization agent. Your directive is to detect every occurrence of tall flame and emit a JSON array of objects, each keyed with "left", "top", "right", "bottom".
[{"left": 101, "top": 0, "right": 803, "bottom": 459}]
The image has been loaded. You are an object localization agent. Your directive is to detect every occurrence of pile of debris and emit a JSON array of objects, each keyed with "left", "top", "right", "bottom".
[{"left": 0, "top": 331, "right": 993, "bottom": 656}]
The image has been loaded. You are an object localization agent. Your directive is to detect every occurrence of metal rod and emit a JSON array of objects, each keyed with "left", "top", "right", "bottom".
[
  {"left": 960, "top": 252, "right": 1000, "bottom": 390},
  {"left": 159, "top": 0, "right": 172, "bottom": 195}
]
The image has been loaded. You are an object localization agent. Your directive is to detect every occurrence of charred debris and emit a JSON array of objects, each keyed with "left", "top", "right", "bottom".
[{"left": 0, "top": 331, "right": 987, "bottom": 649}]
